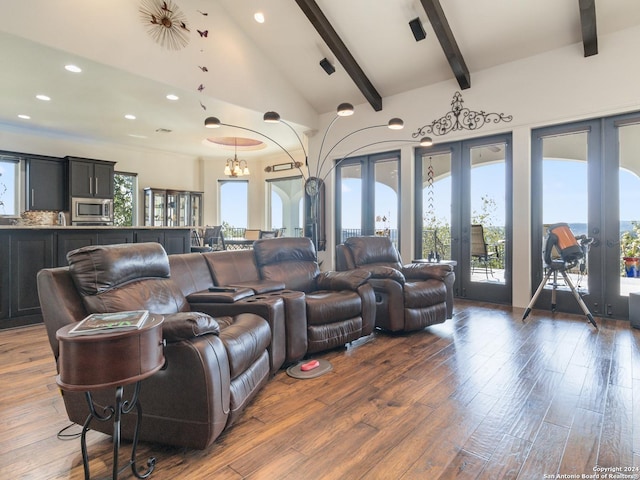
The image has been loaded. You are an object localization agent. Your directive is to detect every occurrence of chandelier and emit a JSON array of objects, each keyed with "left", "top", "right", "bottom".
[{"left": 224, "top": 138, "right": 250, "bottom": 177}]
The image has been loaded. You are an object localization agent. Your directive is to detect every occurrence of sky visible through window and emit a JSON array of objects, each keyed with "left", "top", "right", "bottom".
[{"left": 341, "top": 161, "right": 640, "bottom": 231}]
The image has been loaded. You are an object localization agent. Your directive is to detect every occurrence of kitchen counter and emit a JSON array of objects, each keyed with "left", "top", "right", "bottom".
[{"left": 0, "top": 226, "right": 191, "bottom": 330}]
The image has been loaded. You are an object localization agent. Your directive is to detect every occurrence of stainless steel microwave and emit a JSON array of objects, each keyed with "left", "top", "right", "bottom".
[{"left": 71, "top": 197, "right": 113, "bottom": 225}]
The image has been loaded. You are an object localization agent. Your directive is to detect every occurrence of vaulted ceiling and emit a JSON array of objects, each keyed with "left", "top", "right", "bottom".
[{"left": 0, "top": 0, "right": 639, "bottom": 159}]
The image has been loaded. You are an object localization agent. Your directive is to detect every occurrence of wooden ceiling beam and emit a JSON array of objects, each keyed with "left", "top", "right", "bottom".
[
  {"left": 419, "top": 0, "right": 470, "bottom": 90},
  {"left": 294, "top": 0, "right": 383, "bottom": 111},
  {"left": 579, "top": 0, "right": 598, "bottom": 57}
]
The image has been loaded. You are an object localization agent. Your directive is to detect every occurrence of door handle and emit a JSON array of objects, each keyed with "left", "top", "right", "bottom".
[{"left": 95, "top": 177, "right": 98, "bottom": 196}]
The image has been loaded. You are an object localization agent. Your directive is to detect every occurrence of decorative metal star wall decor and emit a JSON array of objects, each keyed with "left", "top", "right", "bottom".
[
  {"left": 412, "top": 91, "right": 513, "bottom": 139},
  {"left": 139, "top": 0, "right": 190, "bottom": 50}
]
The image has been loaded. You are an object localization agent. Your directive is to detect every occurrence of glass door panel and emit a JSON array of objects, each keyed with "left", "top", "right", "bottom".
[
  {"left": 190, "top": 193, "right": 202, "bottom": 226},
  {"left": 337, "top": 162, "right": 363, "bottom": 243},
  {"left": 374, "top": 159, "right": 399, "bottom": 246},
  {"left": 336, "top": 152, "right": 400, "bottom": 246},
  {"left": 416, "top": 134, "right": 511, "bottom": 304},
  {"left": 542, "top": 133, "right": 589, "bottom": 297},
  {"left": 469, "top": 143, "right": 507, "bottom": 285},
  {"left": 153, "top": 193, "right": 166, "bottom": 226},
  {"left": 177, "top": 192, "right": 189, "bottom": 226},
  {"left": 166, "top": 191, "right": 176, "bottom": 227},
  {"left": 418, "top": 152, "right": 452, "bottom": 261},
  {"left": 617, "top": 123, "right": 640, "bottom": 299},
  {"left": 598, "top": 116, "right": 640, "bottom": 318}
]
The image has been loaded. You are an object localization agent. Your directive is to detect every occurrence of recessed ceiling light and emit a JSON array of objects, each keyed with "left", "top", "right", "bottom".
[
  {"left": 36, "top": 94, "right": 50, "bottom": 101},
  {"left": 64, "top": 64, "right": 82, "bottom": 73},
  {"left": 254, "top": 12, "right": 265, "bottom": 23},
  {"left": 124, "top": 114, "right": 136, "bottom": 120},
  {"left": 128, "top": 134, "right": 148, "bottom": 139},
  {"left": 166, "top": 94, "right": 179, "bottom": 101},
  {"left": 18, "top": 114, "right": 30, "bottom": 120}
]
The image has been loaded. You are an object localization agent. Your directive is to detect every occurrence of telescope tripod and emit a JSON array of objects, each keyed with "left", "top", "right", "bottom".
[{"left": 522, "top": 265, "right": 597, "bottom": 329}]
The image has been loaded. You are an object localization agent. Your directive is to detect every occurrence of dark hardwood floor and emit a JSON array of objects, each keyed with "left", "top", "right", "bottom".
[{"left": 1, "top": 300, "right": 639, "bottom": 479}]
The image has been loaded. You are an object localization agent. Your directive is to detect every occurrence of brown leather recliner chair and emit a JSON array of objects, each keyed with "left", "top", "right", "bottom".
[
  {"left": 37, "top": 242, "right": 271, "bottom": 449},
  {"left": 336, "top": 236, "right": 454, "bottom": 332},
  {"left": 253, "top": 237, "right": 376, "bottom": 354}
]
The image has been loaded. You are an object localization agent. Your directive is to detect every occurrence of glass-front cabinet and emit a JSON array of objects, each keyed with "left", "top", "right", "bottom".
[
  {"left": 144, "top": 188, "right": 167, "bottom": 226},
  {"left": 190, "top": 192, "right": 203, "bottom": 227},
  {"left": 145, "top": 188, "right": 203, "bottom": 226}
]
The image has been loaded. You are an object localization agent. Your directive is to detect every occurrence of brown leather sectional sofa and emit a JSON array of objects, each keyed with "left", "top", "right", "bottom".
[
  {"left": 37, "top": 236, "right": 452, "bottom": 450},
  {"left": 37, "top": 237, "right": 375, "bottom": 449}
]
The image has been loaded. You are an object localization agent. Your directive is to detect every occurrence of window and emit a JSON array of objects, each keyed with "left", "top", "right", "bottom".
[
  {"left": 219, "top": 180, "right": 248, "bottom": 233},
  {"left": 0, "top": 156, "right": 20, "bottom": 216},
  {"left": 335, "top": 151, "right": 400, "bottom": 247},
  {"left": 267, "top": 176, "right": 303, "bottom": 237},
  {"left": 114, "top": 171, "right": 138, "bottom": 226}
]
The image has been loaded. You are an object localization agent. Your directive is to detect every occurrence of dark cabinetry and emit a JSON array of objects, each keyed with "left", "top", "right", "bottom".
[
  {"left": 0, "top": 235, "right": 9, "bottom": 320},
  {"left": 27, "top": 157, "right": 67, "bottom": 211},
  {"left": 68, "top": 157, "right": 115, "bottom": 199},
  {"left": 10, "top": 232, "right": 55, "bottom": 324},
  {"left": 97, "top": 230, "right": 134, "bottom": 246},
  {"left": 135, "top": 229, "right": 190, "bottom": 255},
  {"left": 56, "top": 230, "right": 135, "bottom": 265}
]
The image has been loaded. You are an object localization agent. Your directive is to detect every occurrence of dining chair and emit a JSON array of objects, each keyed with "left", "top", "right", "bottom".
[
  {"left": 470, "top": 224, "right": 498, "bottom": 279},
  {"left": 190, "top": 228, "right": 213, "bottom": 253},
  {"left": 259, "top": 230, "right": 277, "bottom": 239},
  {"left": 203, "top": 225, "right": 226, "bottom": 251},
  {"left": 243, "top": 229, "right": 261, "bottom": 241}
]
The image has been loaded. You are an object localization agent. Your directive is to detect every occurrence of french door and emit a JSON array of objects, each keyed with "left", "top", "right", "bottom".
[
  {"left": 531, "top": 113, "right": 640, "bottom": 319},
  {"left": 335, "top": 151, "right": 400, "bottom": 247},
  {"left": 415, "top": 133, "right": 512, "bottom": 304}
]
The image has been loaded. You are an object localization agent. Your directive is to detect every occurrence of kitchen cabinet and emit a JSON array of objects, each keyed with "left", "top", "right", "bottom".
[
  {"left": 68, "top": 157, "right": 115, "bottom": 199},
  {"left": 10, "top": 231, "right": 55, "bottom": 321},
  {"left": 97, "top": 230, "right": 134, "bottom": 245},
  {"left": 27, "top": 157, "right": 67, "bottom": 211},
  {"left": 0, "top": 234, "right": 8, "bottom": 320},
  {"left": 164, "top": 229, "right": 191, "bottom": 254}
]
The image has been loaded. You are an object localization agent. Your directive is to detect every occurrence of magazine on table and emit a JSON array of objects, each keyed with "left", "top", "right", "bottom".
[{"left": 68, "top": 310, "right": 149, "bottom": 336}]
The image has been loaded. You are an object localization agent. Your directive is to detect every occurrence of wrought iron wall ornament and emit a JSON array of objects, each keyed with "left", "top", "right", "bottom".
[
  {"left": 139, "top": 0, "right": 190, "bottom": 50},
  {"left": 412, "top": 91, "right": 513, "bottom": 138}
]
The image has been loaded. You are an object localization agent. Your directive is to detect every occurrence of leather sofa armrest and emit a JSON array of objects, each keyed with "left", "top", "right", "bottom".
[
  {"left": 401, "top": 263, "right": 453, "bottom": 281},
  {"left": 316, "top": 269, "right": 371, "bottom": 291},
  {"left": 186, "top": 287, "right": 255, "bottom": 304},
  {"left": 365, "top": 265, "right": 405, "bottom": 284},
  {"left": 228, "top": 280, "right": 286, "bottom": 294},
  {"left": 162, "top": 311, "right": 220, "bottom": 342}
]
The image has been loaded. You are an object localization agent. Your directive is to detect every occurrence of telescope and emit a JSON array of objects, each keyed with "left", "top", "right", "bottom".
[
  {"left": 524, "top": 222, "right": 597, "bottom": 328},
  {"left": 543, "top": 223, "right": 593, "bottom": 269}
]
